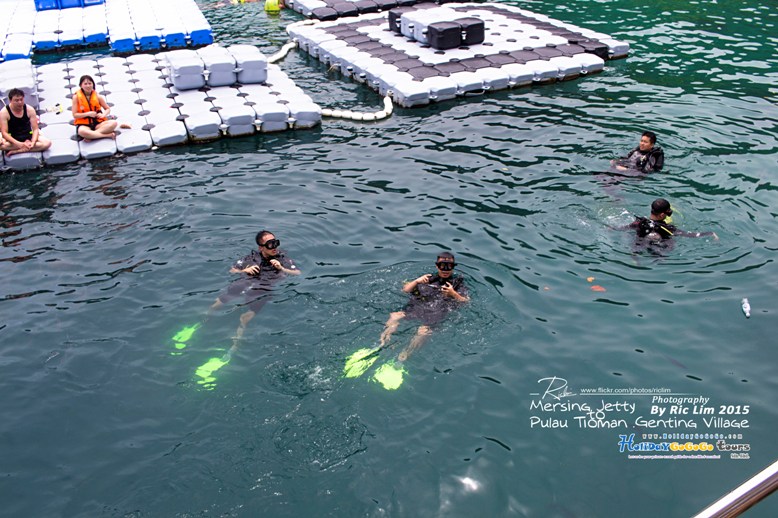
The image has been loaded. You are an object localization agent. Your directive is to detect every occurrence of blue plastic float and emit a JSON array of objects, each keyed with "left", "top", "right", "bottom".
[{"left": 1, "top": 0, "right": 212, "bottom": 61}]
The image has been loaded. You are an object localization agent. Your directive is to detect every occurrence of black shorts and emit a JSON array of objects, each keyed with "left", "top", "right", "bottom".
[
  {"left": 218, "top": 280, "right": 272, "bottom": 314},
  {"left": 75, "top": 120, "right": 99, "bottom": 136},
  {"left": 9, "top": 131, "right": 32, "bottom": 142},
  {"left": 403, "top": 302, "right": 450, "bottom": 327}
]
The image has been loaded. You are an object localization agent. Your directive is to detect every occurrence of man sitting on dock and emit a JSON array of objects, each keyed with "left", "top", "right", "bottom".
[{"left": 0, "top": 88, "right": 51, "bottom": 156}]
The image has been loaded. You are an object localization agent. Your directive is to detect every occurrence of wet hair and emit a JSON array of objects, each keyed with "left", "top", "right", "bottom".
[
  {"left": 651, "top": 198, "right": 672, "bottom": 216},
  {"left": 7, "top": 88, "right": 24, "bottom": 100},
  {"left": 78, "top": 75, "right": 95, "bottom": 88},
  {"left": 642, "top": 131, "right": 657, "bottom": 145},
  {"left": 255, "top": 230, "right": 274, "bottom": 246},
  {"left": 437, "top": 251, "right": 455, "bottom": 263}
]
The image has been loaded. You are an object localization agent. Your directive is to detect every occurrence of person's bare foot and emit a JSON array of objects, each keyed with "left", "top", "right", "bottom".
[{"left": 110, "top": 132, "right": 116, "bottom": 140}]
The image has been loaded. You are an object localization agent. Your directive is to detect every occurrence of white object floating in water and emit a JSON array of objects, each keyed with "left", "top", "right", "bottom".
[{"left": 741, "top": 298, "right": 751, "bottom": 318}]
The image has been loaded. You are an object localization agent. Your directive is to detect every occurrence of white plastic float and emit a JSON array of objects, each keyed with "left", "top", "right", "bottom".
[{"left": 0, "top": 59, "right": 39, "bottom": 108}]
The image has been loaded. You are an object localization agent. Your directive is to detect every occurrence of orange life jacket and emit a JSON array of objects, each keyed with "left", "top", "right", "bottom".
[{"left": 74, "top": 89, "right": 105, "bottom": 126}]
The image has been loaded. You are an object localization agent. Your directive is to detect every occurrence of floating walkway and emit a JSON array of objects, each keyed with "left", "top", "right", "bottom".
[
  {"left": 287, "top": 2, "right": 629, "bottom": 107},
  {"left": 0, "top": 0, "right": 212, "bottom": 61},
  {"left": 1, "top": 45, "right": 321, "bottom": 170},
  {"left": 288, "top": 0, "right": 429, "bottom": 21},
  {"left": 2, "top": 2, "right": 632, "bottom": 170}
]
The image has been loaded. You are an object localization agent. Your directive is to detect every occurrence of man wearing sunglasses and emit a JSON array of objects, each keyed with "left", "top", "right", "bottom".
[
  {"left": 211, "top": 230, "right": 300, "bottom": 349},
  {"left": 380, "top": 252, "right": 469, "bottom": 362}
]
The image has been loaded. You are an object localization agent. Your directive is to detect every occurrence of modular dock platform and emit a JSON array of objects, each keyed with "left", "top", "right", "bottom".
[
  {"left": 1, "top": 45, "right": 321, "bottom": 171},
  {"left": 288, "top": 3, "right": 629, "bottom": 107}
]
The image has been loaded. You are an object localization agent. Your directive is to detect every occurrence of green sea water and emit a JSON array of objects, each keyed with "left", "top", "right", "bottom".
[{"left": 1, "top": 0, "right": 776, "bottom": 516}]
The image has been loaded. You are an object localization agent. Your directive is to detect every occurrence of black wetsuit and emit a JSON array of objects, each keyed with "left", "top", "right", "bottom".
[
  {"left": 629, "top": 217, "right": 716, "bottom": 240},
  {"left": 218, "top": 250, "right": 297, "bottom": 313},
  {"left": 6, "top": 105, "right": 32, "bottom": 142},
  {"left": 629, "top": 217, "right": 675, "bottom": 239},
  {"left": 404, "top": 273, "right": 467, "bottom": 327},
  {"left": 620, "top": 146, "right": 664, "bottom": 172}
]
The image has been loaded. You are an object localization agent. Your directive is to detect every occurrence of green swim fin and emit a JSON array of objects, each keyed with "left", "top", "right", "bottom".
[
  {"left": 344, "top": 347, "right": 382, "bottom": 378},
  {"left": 171, "top": 323, "right": 201, "bottom": 354},
  {"left": 372, "top": 361, "right": 406, "bottom": 390},
  {"left": 194, "top": 354, "right": 230, "bottom": 390}
]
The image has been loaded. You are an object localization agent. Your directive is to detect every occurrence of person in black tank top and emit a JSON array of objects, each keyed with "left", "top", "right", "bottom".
[
  {"left": 6, "top": 103, "right": 31, "bottom": 141},
  {"left": 0, "top": 88, "right": 51, "bottom": 156},
  {"left": 379, "top": 252, "right": 469, "bottom": 362}
]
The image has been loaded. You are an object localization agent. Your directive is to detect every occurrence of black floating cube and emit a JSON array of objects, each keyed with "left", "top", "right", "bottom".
[
  {"left": 381, "top": 51, "right": 411, "bottom": 64},
  {"left": 534, "top": 46, "right": 564, "bottom": 59},
  {"left": 311, "top": 7, "right": 338, "bottom": 21},
  {"left": 328, "top": 25, "right": 359, "bottom": 35},
  {"left": 373, "top": 0, "right": 398, "bottom": 9},
  {"left": 456, "top": 18, "right": 485, "bottom": 46},
  {"left": 579, "top": 40, "right": 609, "bottom": 60},
  {"left": 485, "top": 53, "right": 516, "bottom": 66},
  {"left": 508, "top": 50, "right": 540, "bottom": 63},
  {"left": 556, "top": 43, "right": 585, "bottom": 56},
  {"left": 459, "top": 57, "right": 492, "bottom": 71},
  {"left": 388, "top": 7, "right": 414, "bottom": 33},
  {"left": 394, "top": 58, "right": 425, "bottom": 71},
  {"left": 367, "top": 46, "right": 398, "bottom": 58},
  {"left": 407, "top": 66, "right": 440, "bottom": 80},
  {"left": 557, "top": 31, "right": 584, "bottom": 44},
  {"left": 435, "top": 61, "right": 467, "bottom": 74},
  {"left": 343, "top": 34, "right": 373, "bottom": 45},
  {"left": 354, "top": 0, "right": 379, "bottom": 14},
  {"left": 427, "top": 21, "right": 462, "bottom": 50},
  {"left": 332, "top": 2, "right": 359, "bottom": 17},
  {"left": 354, "top": 41, "right": 384, "bottom": 52}
]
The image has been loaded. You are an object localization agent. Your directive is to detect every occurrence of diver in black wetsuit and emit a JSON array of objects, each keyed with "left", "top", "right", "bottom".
[
  {"left": 379, "top": 252, "right": 469, "bottom": 362},
  {"left": 622, "top": 198, "right": 718, "bottom": 244},
  {"left": 210, "top": 230, "right": 300, "bottom": 351},
  {"left": 612, "top": 131, "right": 665, "bottom": 173}
]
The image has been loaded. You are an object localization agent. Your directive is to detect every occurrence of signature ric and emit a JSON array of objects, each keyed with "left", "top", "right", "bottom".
[{"left": 533, "top": 377, "right": 576, "bottom": 400}]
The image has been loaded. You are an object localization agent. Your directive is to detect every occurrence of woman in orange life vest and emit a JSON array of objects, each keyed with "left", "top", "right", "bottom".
[{"left": 71, "top": 75, "right": 118, "bottom": 141}]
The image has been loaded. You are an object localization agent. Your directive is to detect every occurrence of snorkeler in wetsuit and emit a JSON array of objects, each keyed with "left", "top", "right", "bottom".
[
  {"left": 623, "top": 198, "right": 718, "bottom": 245},
  {"left": 611, "top": 131, "right": 665, "bottom": 173},
  {"left": 379, "top": 252, "right": 469, "bottom": 362},
  {"left": 209, "top": 230, "right": 300, "bottom": 352}
]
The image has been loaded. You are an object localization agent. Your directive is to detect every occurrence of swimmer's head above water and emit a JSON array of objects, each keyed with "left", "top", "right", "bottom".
[
  {"left": 650, "top": 198, "right": 672, "bottom": 219},
  {"left": 436, "top": 252, "right": 456, "bottom": 279},
  {"left": 256, "top": 230, "right": 280, "bottom": 257},
  {"left": 640, "top": 130, "right": 658, "bottom": 152}
]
